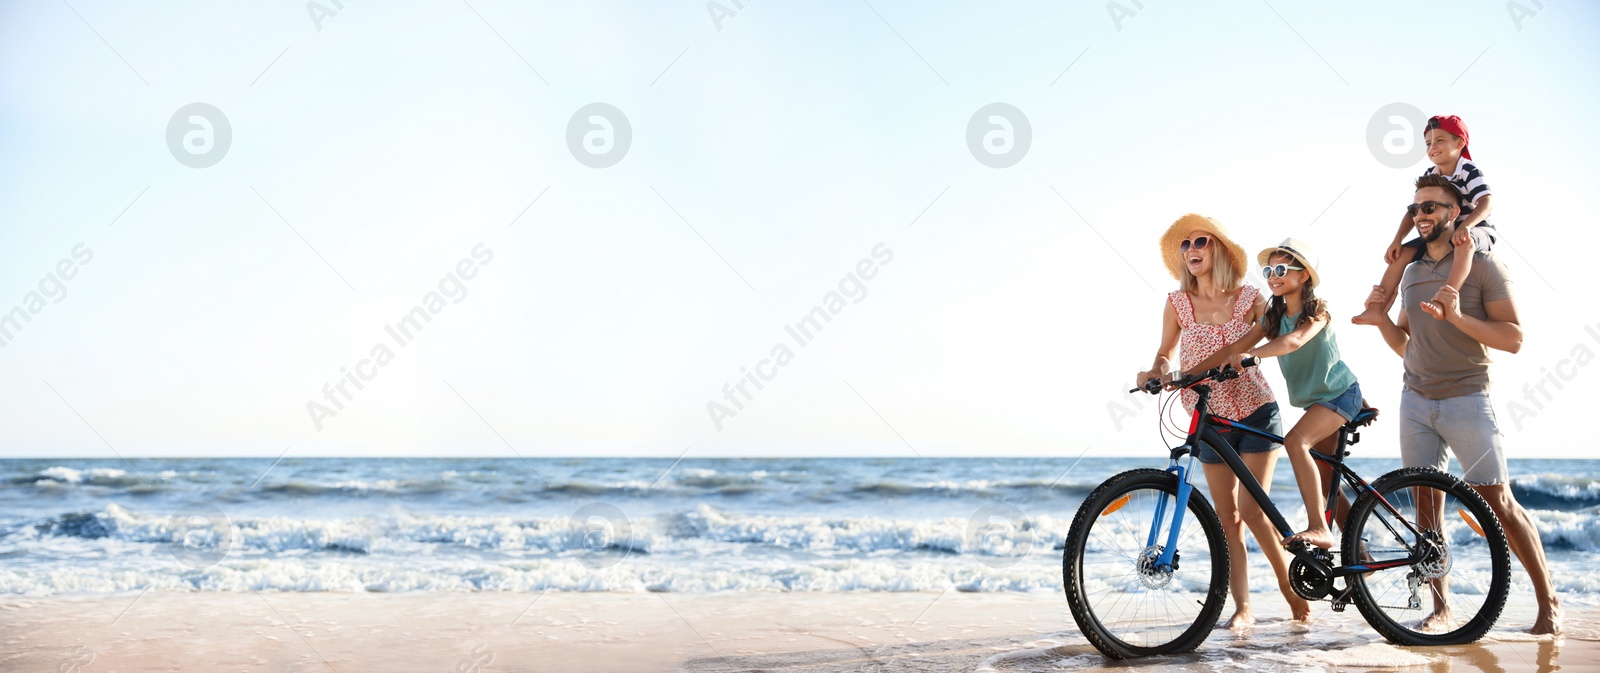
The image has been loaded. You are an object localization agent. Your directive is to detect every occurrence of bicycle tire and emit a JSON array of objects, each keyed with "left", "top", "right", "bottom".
[
  {"left": 1064, "top": 468, "right": 1229, "bottom": 659},
  {"left": 1343, "top": 467, "right": 1510, "bottom": 646}
]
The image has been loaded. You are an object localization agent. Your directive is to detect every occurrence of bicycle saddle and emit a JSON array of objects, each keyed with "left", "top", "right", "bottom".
[{"left": 1346, "top": 406, "right": 1379, "bottom": 428}]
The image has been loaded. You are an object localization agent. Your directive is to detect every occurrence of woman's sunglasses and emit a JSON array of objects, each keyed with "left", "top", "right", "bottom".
[
  {"left": 1262, "top": 264, "right": 1304, "bottom": 279},
  {"left": 1179, "top": 236, "right": 1210, "bottom": 253},
  {"left": 1406, "top": 201, "right": 1456, "bottom": 217}
]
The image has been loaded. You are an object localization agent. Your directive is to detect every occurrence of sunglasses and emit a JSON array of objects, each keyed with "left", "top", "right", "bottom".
[
  {"left": 1179, "top": 236, "right": 1210, "bottom": 253},
  {"left": 1262, "top": 264, "right": 1305, "bottom": 279},
  {"left": 1406, "top": 201, "right": 1456, "bottom": 217}
]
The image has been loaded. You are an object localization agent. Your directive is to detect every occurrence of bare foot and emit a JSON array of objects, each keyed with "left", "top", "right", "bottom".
[
  {"left": 1420, "top": 300, "right": 1446, "bottom": 320},
  {"left": 1351, "top": 304, "right": 1386, "bottom": 326},
  {"left": 1419, "top": 607, "right": 1454, "bottom": 632},
  {"left": 1223, "top": 606, "right": 1255, "bottom": 631},
  {"left": 1273, "top": 579, "right": 1312, "bottom": 621},
  {"left": 1531, "top": 600, "right": 1564, "bottom": 636},
  {"left": 1284, "top": 528, "right": 1336, "bottom": 550},
  {"left": 1289, "top": 598, "right": 1312, "bottom": 622}
]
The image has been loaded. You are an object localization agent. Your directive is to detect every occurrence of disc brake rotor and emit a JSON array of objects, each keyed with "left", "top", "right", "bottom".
[{"left": 1135, "top": 545, "right": 1174, "bottom": 589}]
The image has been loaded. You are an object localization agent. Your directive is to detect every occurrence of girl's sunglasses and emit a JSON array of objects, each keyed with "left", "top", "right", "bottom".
[
  {"left": 1406, "top": 201, "right": 1456, "bottom": 217},
  {"left": 1262, "top": 264, "right": 1304, "bottom": 279},
  {"left": 1179, "top": 236, "right": 1210, "bottom": 253}
]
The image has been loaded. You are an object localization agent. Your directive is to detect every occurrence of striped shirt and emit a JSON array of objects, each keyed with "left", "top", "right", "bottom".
[{"left": 1423, "top": 158, "right": 1492, "bottom": 223}]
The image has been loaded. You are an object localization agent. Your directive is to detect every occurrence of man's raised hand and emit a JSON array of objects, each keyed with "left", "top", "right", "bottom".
[{"left": 1425, "top": 285, "right": 1463, "bottom": 323}]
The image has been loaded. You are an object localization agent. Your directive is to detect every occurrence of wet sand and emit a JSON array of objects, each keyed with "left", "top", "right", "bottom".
[{"left": 1, "top": 591, "right": 1593, "bottom": 672}]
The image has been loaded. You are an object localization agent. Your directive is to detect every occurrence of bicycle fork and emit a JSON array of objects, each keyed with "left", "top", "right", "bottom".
[{"left": 1149, "top": 453, "right": 1198, "bottom": 572}]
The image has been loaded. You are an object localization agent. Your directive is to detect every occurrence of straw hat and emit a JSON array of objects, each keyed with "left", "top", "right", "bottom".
[
  {"left": 1159, "top": 214, "right": 1249, "bottom": 282},
  {"left": 1257, "top": 237, "right": 1321, "bottom": 289}
]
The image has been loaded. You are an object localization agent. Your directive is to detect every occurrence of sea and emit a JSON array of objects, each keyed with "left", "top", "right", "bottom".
[{"left": 1, "top": 457, "right": 1597, "bottom": 601}]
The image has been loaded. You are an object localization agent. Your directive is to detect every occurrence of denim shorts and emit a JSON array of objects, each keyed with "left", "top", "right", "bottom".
[
  {"left": 1196, "top": 402, "right": 1284, "bottom": 464},
  {"left": 1398, "top": 388, "right": 1509, "bottom": 486},
  {"left": 1313, "top": 381, "right": 1364, "bottom": 422}
]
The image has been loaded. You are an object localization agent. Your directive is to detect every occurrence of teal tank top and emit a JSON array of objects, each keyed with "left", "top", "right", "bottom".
[{"left": 1264, "top": 310, "right": 1357, "bottom": 409}]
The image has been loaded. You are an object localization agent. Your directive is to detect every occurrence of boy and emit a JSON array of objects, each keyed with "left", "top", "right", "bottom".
[{"left": 1353, "top": 115, "right": 1495, "bottom": 324}]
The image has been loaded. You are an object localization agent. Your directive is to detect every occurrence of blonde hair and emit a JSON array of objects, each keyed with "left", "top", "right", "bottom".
[{"left": 1178, "top": 241, "right": 1241, "bottom": 294}]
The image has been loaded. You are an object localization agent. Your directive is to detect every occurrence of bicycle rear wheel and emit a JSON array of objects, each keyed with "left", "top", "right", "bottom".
[
  {"left": 1064, "top": 468, "right": 1228, "bottom": 659},
  {"left": 1343, "top": 467, "right": 1510, "bottom": 646}
]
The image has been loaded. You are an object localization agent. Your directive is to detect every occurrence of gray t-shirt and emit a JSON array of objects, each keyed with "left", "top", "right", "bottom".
[{"left": 1400, "top": 248, "right": 1514, "bottom": 400}]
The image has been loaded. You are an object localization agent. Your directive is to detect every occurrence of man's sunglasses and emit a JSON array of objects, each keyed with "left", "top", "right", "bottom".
[
  {"left": 1406, "top": 201, "right": 1456, "bottom": 217},
  {"left": 1179, "top": 236, "right": 1210, "bottom": 253},
  {"left": 1262, "top": 264, "right": 1304, "bottom": 279}
]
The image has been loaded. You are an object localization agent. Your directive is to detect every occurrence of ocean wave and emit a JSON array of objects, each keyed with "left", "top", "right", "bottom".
[
  {"left": 1, "top": 465, "right": 1102, "bottom": 503},
  {"left": 1529, "top": 508, "right": 1600, "bottom": 551},
  {"left": 8, "top": 466, "right": 147, "bottom": 488},
  {"left": 17, "top": 504, "right": 653, "bottom": 556},
  {"left": 15, "top": 504, "right": 1080, "bottom": 557},
  {"left": 1512, "top": 474, "right": 1600, "bottom": 511},
  {"left": 0, "top": 557, "right": 1066, "bottom": 595},
  {"left": 674, "top": 504, "right": 1066, "bottom": 555},
  {"left": 848, "top": 479, "right": 1095, "bottom": 498},
  {"left": 3, "top": 502, "right": 1600, "bottom": 598}
]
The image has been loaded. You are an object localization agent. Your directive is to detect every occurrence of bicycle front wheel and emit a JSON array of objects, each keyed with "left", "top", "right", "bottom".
[
  {"left": 1063, "top": 468, "right": 1228, "bottom": 659},
  {"left": 1343, "top": 467, "right": 1511, "bottom": 646}
]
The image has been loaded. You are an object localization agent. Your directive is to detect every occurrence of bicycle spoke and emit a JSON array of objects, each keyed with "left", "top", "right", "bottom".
[
  {"left": 1344, "top": 474, "right": 1508, "bottom": 645},
  {"left": 1071, "top": 480, "right": 1221, "bottom": 654}
]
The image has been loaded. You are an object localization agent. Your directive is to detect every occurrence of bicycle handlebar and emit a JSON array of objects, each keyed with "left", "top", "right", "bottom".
[{"left": 1129, "top": 356, "right": 1260, "bottom": 395}]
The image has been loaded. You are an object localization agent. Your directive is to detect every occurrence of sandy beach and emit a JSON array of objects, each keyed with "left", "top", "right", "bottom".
[{"left": 2, "top": 591, "right": 1593, "bottom": 673}]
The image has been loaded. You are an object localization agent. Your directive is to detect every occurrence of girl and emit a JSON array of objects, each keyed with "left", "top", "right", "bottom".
[
  {"left": 1225, "top": 238, "right": 1363, "bottom": 550},
  {"left": 1135, "top": 214, "right": 1310, "bottom": 627}
]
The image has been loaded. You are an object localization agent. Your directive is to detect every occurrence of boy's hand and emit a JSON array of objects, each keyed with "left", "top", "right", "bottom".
[
  {"left": 1384, "top": 241, "right": 1405, "bottom": 264},
  {"left": 1451, "top": 223, "right": 1476, "bottom": 249}
]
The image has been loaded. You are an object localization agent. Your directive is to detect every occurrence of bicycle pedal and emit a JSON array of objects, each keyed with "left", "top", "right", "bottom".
[{"left": 1330, "top": 583, "right": 1353, "bottom": 612}]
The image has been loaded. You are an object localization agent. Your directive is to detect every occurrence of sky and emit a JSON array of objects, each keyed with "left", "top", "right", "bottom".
[{"left": 1, "top": 0, "right": 1598, "bottom": 459}]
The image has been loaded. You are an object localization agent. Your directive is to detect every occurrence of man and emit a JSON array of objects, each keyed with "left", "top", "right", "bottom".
[{"left": 1365, "top": 172, "right": 1561, "bottom": 635}]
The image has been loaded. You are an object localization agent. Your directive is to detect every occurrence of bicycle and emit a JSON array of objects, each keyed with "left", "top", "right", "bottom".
[{"left": 1063, "top": 358, "right": 1510, "bottom": 659}]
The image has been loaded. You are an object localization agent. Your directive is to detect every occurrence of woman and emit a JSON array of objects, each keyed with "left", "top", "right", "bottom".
[{"left": 1133, "top": 214, "right": 1310, "bottom": 628}]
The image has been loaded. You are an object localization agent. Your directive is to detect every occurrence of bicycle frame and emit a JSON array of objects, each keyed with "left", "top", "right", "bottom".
[{"left": 1149, "top": 383, "right": 1427, "bottom": 577}]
